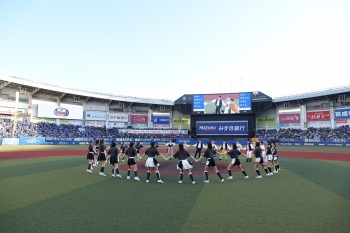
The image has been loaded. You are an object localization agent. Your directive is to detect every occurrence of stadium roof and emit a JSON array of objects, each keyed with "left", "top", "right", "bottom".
[
  {"left": 0, "top": 74, "right": 173, "bottom": 105},
  {"left": 272, "top": 84, "right": 350, "bottom": 103}
]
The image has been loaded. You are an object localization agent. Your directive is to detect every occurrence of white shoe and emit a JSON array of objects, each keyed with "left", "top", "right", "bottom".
[
  {"left": 178, "top": 181, "right": 182, "bottom": 184},
  {"left": 99, "top": 172, "right": 106, "bottom": 177},
  {"left": 276, "top": 170, "right": 279, "bottom": 173},
  {"left": 134, "top": 177, "right": 140, "bottom": 181},
  {"left": 86, "top": 169, "right": 92, "bottom": 174},
  {"left": 111, "top": 174, "right": 116, "bottom": 177},
  {"left": 158, "top": 180, "right": 164, "bottom": 183},
  {"left": 146, "top": 180, "right": 149, "bottom": 183},
  {"left": 273, "top": 171, "right": 277, "bottom": 174},
  {"left": 192, "top": 181, "right": 196, "bottom": 184},
  {"left": 221, "top": 179, "right": 225, "bottom": 183},
  {"left": 203, "top": 180, "right": 209, "bottom": 183},
  {"left": 245, "top": 176, "right": 249, "bottom": 179},
  {"left": 116, "top": 174, "right": 122, "bottom": 179},
  {"left": 266, "top": 173, "right": 272, "bottom": 176},
  {"left": 255, "top": 176, "right": 262, "bottom": 179},
  {"left": 91, "top": 167, "right": 93, "bottom": 170},
  {"left": 127, "top": 176, "right": 130, "bottom": 180},
  {"left": 227, "top": 176, "right": 233, "bottom": 180}
]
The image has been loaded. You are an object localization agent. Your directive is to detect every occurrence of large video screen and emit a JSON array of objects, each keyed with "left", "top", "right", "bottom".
[
  {"left": 192, "top": 93, "right": 251, "bottom": 114},
  {"left": 190, "top": 114, "right": 256, "bottom": 139}
]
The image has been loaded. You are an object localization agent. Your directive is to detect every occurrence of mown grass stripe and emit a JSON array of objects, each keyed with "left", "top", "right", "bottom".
[
  {"left": 181, "top": 166, "right": 350, "bottom": 233},
  {"left": 0, "top": 155, "right": 79, "bottom": 167}
]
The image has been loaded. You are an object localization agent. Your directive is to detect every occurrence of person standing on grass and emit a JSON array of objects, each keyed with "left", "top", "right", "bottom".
[
  {"left": 109, "top": 141, "right": 122, "bottom": 178},
  {"left": 165, "top": 139, "right": 175, "bottom": 159},
  {"left": 265, "top": 141, "right": 275, "bottom": 176},
  {"left": 140, "top": 141, "right": 167, "bottom": 183},
  {"left": 193, "top": 139, "right": 204, "bottom": 159},
  {"left": 245, "top": 139, "right": 254, "bottom": 163},
  {"left": 92, "top": 139, "right": 100, "bottom": 166},
  {"left": 219, "top": 139, "right": 231, "bottom": 160},
  {"left": 253, "top": 141, "right": 269, "bottom": 179},
  {"left": 196, "top": 141, "right": 224, "bottom": 184},
  {"left": 86, "top": 140, "right": 96, "bottom": 174},
  {"left": 272, "top": 142, "right": 280, "bottom": 173},
  {"left": 135, "top": 141, "right": 143, "bottom": 159},
  {"left": 120, "top": 141, "right": 127, "bottom": 162},
  {"left": 168, "top": 143, "right": 196, "bottom": 184},
  {"left": 226, "top": 143, "right": 249, "bottom": 180},
  {"left": 125, "top": 142, "right": 140, "bottom": 181},
  {"left": 98, "top": 139, "right": 107, "bottom": 177}
]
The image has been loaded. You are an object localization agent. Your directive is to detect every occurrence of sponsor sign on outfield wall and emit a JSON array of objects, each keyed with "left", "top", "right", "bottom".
[
  {"left": 307, "top": 111, "right": 330, "bottom": 121},
  {"left": 109, "top": 113, "right": 128, "bottom": 122},
  {"left": 38, "top": 105, "right": 83, "bottom": 120},
  {"left": 152, "top": 116, "right": 170, "bottom": 124},
  {"left": 279, "top": 113, "right": 300, "bottom": 123},
  {"left": 172, "top": 117, "right": 190, "bottom": 129},
  {"left": 257, "top": 115, "right": 276, "bottom": 128}
]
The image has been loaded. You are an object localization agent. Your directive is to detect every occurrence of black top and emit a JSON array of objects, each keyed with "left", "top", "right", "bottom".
[
  {"left": 203, "top": 149, "right": 216, "bottom": 159},
  {"left": 254, "top": 147, "right": 262, "bottom": 158},
  {"left": 220, "top": 143, "right": 228, "bottom": 150},
  {"left": 126, "top": 147, "right": 137, "bottom": 157},
  {"left": 120, "top": 143, "right": 126, "bottom": 149},
  {"left": 173, "top": 150, "right": 191, "bottom": 160},
  {"left": 266, "top": 146, "right": 272, "bottom": 155},
  {"left": 135, "top": 144, "right": 143, "bottom": 150},
  {"left": 145, "top": 147, "right": 160, "bottom": 158},
  {"left": 88, "top": 144, "right": 94, "bottom": 153},
  {"left": 108, "top": 147, "right": 119, "bottom": 157},
  {"left": 247, "top": 143, "right": 252, "bottom": 151},
  {"left": 272, "top": 147, "right": 278, "bottom": 156},
  {"left": 227, "top": 149, "right": 241, "bottom": 159},
  {"left": 99, "top": 145, "right": 106, "bottom": 153}
]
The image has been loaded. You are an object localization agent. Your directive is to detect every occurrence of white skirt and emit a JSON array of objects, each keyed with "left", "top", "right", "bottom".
[
  {"left": 179, "top": 159, "right": 193, "bottom": 170},
  {"left": 145, "top": 157, "right": 159, "bottom": 167}
]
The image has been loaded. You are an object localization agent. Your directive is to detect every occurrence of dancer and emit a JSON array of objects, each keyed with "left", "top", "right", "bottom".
[
  {"left": 183, "top": 141, "right": 190, "bottom": 151},
  {"left": 265, "top": 141, "right": 274, "bottom": 176},
  {"left": 168, "top": 143, "right": 196, "bottom": 184},
  {"left": 140, "top": 142, "right": 167, "bottom": 183},
  {"left": 86, "top": 140, "right": 96, "bottom": 174},
  {"left": 226, "top": 143, "right": 249, "bottom": 179},
  {"left": 120, "top": 141, "right": 127, "bottom": 162},
  {"left": 219, "top": 139, "right": 231, "bottom": 160},
  {"left": 196, "top": 141, "right": 224, "bottom": 183},
  {"left": 92, "top": 139, "right": 100, "bottom": 166},
  {"left": 272, "top": 142, "right": 280, "bottom": 173},
  {"left": 245, "top": 139, "right": 254, "bottom": 163},
  {"left": 165, "top": 139, "right": 175, "bottom": 159},
  {"left": 98, "top": 139, "right": 107, "bottom": 177},
  {"left": 109, "top": 141, "right": 123, "bottom": 178},
  {"left": 125, "top": 142, "right": 140, "bottom": 181},
  {"left": 135, "top": 141, "right": 143, "bottom": 158},
  {"left": 253, "top": 141, "right": 269, "bottom": 179}
]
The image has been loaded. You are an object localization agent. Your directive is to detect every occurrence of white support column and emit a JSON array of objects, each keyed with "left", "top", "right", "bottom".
[{"left": 300, "top": 105, "right": 307, "bottom": 130}]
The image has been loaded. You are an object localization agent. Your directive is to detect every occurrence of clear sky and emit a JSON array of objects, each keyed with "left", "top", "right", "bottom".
[{"left": 1, "top": 0, "right": 349, "bottom": 101}]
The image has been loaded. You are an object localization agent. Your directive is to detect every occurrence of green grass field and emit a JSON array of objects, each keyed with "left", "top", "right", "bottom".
[{"left": 1, "top": 146, "right": 349, "bottom": 233}]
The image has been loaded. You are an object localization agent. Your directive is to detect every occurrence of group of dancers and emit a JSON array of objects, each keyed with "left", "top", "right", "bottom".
[{"left": 86, "top": 138, "right": 281, "bottom": 184}]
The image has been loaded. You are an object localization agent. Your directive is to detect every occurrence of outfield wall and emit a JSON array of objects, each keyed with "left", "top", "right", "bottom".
[{"left": 2, "top": 137, "right": 350, "bottom": 147}]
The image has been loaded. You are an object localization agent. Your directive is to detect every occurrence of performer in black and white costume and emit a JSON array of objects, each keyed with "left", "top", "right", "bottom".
[
  {"left": 140, "top": 142, "right": 167, "bottom": 183},
  {"left": 135, "top": 142, "right": 143, "bottom": 158},
  {"left": 168, "top": 143, "right": 196, "bottom": 184},
  {"left": 265, "top": 141, "right": 274, "bottom": 176},
  {"left": 219, "top": 139, "right": 231, "bottom": 160},
  {"left": 86, "top": 140, "right": 97, "bottom": 174},
  {"left": 109, "top": 141, "right": 123, "bottom": 178},
  {"left": 253, "top": 141, "right": 269, "bottom": 179},
  {"left": 226, "top": 143, "right": 249, "bottom": 179},
  {"left": 98, "top": 139, "right": 107, "bottom": 177},
  {"left": 92, "top": 139, "right": 100, "bottom": 166},
  {"left": 183, "top": 141, "right": 190, "bottom": 151},
  {"left": 125, "top": 142, "right": 140, "bottom": 181},
  {"left": 245, "top": 139, "right": 254, "bottom": 163},
  {"left": 120, "top": 141, "right": 127, "bottom": 162},
  {"left": 193, "top": 139, "right": 205, "bottom": 159},
  {"left": 272, "top": 142, "right": 280, "bottom": 173},
  {"left": 196, "top": 142, "right": 224, "bottom": 183}
]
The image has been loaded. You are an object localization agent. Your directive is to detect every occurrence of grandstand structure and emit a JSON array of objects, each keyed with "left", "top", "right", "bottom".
[{"left": 1, "top": 74, "right": 350, "bottom": 145}]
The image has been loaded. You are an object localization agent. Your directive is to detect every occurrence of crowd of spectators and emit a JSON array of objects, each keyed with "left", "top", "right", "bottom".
[
  {"left": 0, "top": 120, "right": 185, "bottom": 139},
  {"left": 256, "top": 125, "right": 350, "bottom": 141},
  {"left": 1, "top": 119, "right": 349, "bottom": 140}
]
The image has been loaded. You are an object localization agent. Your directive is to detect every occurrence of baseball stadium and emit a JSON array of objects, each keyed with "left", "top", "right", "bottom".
[{"left": 0, "top": 74, "right": 349, "bottom": 233}]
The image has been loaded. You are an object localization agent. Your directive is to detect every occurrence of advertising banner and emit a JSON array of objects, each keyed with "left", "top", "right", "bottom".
[
  {"left": 2, "top": 138, "right": 20, "bottom": 145},
  {"left": 127, "top": 129, "right": 187, "bottom": 135},
  {"left": 257, "top": 115, "right": 276, "bottom": 128},
  {"left": 85, "top": 111, "right": 107, "bottom": 121},
  {"left": 334, "top": 108, "right": 350, "bottom": 119},
  {"left": 307, "top": 111, "right": 330, "bottom": 121},
  {"left": 152, "top": 116, "right": 170, "bottom": 124},
  {"left": 172, "top": 117, "right": 190, "bottom": 129},
  {"left": 19, "top": 137, "right": 50, "bottom": 145},
  {"left": 279, "top": 113, "right": 300, "bottom": 123},
  {"left": 130, "top": 114, "right": 148, "bottom": 123},
  {"left": 196, "top": 121, "right": 249, "bottom": 136},
  {"left": 109, "top": 113, "right": 128, "bottom": 122},
  {"left": 38, "top": 105, "right": 83, "bottom": 120}
]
